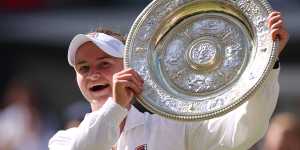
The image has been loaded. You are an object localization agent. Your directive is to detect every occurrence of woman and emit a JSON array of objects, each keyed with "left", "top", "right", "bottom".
[{"left": 49, "top": 11, "right": 288, "bottom": 150}]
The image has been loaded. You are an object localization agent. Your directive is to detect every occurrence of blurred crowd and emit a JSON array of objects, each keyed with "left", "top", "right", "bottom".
[
  {"left": 251, "top": 113, "right": 300, "bottom": 150},
  {"left": 0, "top": 78, "right": 90, "bottom": 150}
]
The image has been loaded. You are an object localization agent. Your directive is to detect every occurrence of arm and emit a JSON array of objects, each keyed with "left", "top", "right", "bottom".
[
  {"left": 48, "top": 68, "right": 143, "bottom": 150},
  {"left": 48, "top": 98, "right": 128, "bottom": 150},
  {"left": 188, "top": 69, "right": 279, "bottom": 150}
]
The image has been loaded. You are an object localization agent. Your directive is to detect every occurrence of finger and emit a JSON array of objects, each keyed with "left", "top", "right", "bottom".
[
  {"left": 117, "top": 68, "right": 133, "bottom": 75},
  {"left": 271, "top": 19, "right": 284, "bottom": 30},
  {"left": 116, "top": 68, "right": 140, "bottom": 83},
  {"left": 116, "top": 73, "right": 143, "bottom": 88},
  {"left": 117, "top": 80, "right": 142, "bottom": 95},
  {"left": 271, "top": 28, "right": 280, "bottom": 41},
  {"left": 126, "top": 68, "right": 140, "bottom": 81},
  {"left": 268, "top": 15, "right": 282, "bottom": 28},
  {"left": 123, "top": 68, "right": 144, "bottom": 85},
  {"left": 268, "top": 11, "right": 281, "bottom": 19},
  {"left": 119, "top": 68, "right": 137, "bottom": 80}
]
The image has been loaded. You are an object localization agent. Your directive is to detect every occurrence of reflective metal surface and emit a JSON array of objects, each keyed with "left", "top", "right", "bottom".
[{"left": 125, "top": 0, "right": 278, "bottom": 121}]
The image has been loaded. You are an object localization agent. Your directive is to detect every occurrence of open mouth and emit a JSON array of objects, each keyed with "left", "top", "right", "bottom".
[{"left": 89, "top": 84, "right": 110, "bottom": 92}]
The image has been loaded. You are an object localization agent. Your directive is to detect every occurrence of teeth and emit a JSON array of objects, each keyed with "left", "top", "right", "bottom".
[
  {"left": 94, "top": 83, "right": 106, "bottom": 86},
  {"left": 89, "top": 83, "right": 106, "bottom": 88}
]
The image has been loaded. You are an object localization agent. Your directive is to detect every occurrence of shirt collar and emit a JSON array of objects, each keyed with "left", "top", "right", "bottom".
[{"left": 123, "top": 105, "right": 145, "bottom": 132}]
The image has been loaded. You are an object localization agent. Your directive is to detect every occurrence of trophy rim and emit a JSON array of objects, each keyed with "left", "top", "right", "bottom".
[{"left": 124, "top": 0, "right": 279, "bottom": 121}]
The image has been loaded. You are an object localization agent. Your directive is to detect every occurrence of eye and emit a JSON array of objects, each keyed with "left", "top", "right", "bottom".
[
  {"left": 97, "top": 61, "right": 111, "bottom": 69},
  {"left": 77, "top": 65, "right": 90, "bottom": 74}
]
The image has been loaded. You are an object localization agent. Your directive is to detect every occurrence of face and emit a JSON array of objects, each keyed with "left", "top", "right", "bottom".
[{"left": 75, "top": 41, "right": 123, "bottom": 107}]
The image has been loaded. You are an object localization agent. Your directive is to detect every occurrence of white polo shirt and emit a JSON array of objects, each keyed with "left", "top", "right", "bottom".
[{"left": 49, "top": 69, "right": 279, "bottom": 150}]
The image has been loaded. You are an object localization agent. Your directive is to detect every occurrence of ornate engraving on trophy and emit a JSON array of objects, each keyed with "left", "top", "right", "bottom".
[
  {"left": 224, "top": 55, "right": 241, "bottom": 69},
  {"left": 164, "top": 39, "right": 185, "bottom": 66},
  {"left": 166, "top": 53, "right": 181, "bottom": 65},
  {"left": 256, "top": 16, "right": 268, "bottom": 32},
  {"left": 171, "top": 68, "right": 186, "bottom": 80},
  {"left": 258, "top": 33, "right": 269, "bottom": 48},
  {"left": 197, "top": 100, "right": 209, "bottom": 112},
  {"left": 162, "top": 99, "right": 177, "bottom": 110},
  {"left": 187, "top": 75, "right": 206, "bottom": 92},
  {"left": 156, "top": 3, "right": 173, "bottom": 19},
  {"left": 135, "top": 47, "right": 146, "bottom": 53},
  {"left": 201, "top": 19, "right": 220, "bottom": 31},
  {"left": 155, "top": 0, "right": 186, "bottom": 20},
  {"left": 220, "top": 25, "right": 234, "bottom": 40},
  {"left": 238, "top": 0, "right": 261, "bottom": 18},
  {"left": 139, "top": 17, "right": 157, "bottom": 41},
  {"left": 209, "top": 98, "right": 224, "bottom": 110},
  {"left": 249, "top": 72, "right": 256, "bottom": 80},
  {"left": 138, "top": 65, "right": 150, "bottom": 82},
  {"left": 183, "top": 29, "right": 192, "bottom": 40},
  {"left": 189, "top": 103, "right": 195, "bottom": 111},
  {"left": 158, "top": 14, "right": 249, "bottom": 96}
]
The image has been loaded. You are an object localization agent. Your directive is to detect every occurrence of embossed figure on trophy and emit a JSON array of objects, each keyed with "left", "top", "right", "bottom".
[
  {"left": 220, "top": 25, "right": 234, "bottom": 40},
  {"left": 224, "top": 55, "right": 241, "bottom": 69},
  {"left": 182, "top": 29, "right": 193, "bottom": 40},
  {"left": 209, "top": 98, "right": 225, "bottom": 110},
  {"left": 192, "top": 18, "right": 225, "bottom": 36},
  {"left": 171, "top": 68, "right": 186, "bottom": 80},
  {"left": 188, "top": 75, "right": 209, "bottom": 93},
  {"left": 190, "top": 42, "right": 217, "bottom": 65},
  {"left": 135, "top": 47, "right": 146, "bottom": 53},
  {"left": 201, "top": 19, "right": 220, "bottom": 31},
  {"left": 166, "top": 53, "right": 181, "bottom": 65},
  {"left": 139, "top": 18, "right": 157, "bottom": 41}
]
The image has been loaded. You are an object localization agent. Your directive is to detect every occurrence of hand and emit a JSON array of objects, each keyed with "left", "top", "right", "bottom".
[
  {"left": 268, "top": 11, "right": 289, "bottom": 56},
  {"left": 112, "top": 68, "right": 144, "bottom": 109}
]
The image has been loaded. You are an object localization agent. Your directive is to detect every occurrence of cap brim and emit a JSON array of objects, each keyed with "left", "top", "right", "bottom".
[
  {"left": 67, "top": 33, "right": 124, "bottom": 67},
  {"left": 68, "top": 34, "right": 93, "bottom": 67}
]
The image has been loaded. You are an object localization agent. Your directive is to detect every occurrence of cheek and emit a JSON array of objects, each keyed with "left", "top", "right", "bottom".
[
  {"left": 76, "top": 74, "right": 87, "bottom": 93},
  {"left": 101, "top": 69, "right": 114, "bottom": 83},
  {"left": 103, "top": 63, "right": 123, "bottom": 83}
]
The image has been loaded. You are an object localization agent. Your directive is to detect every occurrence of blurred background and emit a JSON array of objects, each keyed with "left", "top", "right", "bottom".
[{"left": 0, "top": 0, "right": 299, "bottom": 149}]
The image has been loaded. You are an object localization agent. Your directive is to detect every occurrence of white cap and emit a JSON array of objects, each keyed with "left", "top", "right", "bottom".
[{"left": 67, "top": 33, "right": 124, "bottom": 67}]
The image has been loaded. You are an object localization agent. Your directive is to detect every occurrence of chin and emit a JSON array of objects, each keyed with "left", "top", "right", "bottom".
[
  {"left": 86, "top": 88, "right": 112, "bottom": 102},
  {"left": 96, "top": 95, "right": 110, "bottom": 102}
]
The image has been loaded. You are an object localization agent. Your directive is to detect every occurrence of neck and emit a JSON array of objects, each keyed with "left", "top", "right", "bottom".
[{"left": 90, "top": 99, "right": 106, "bottom": 112}]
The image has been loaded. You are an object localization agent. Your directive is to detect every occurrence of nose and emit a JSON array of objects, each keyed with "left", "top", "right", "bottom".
[{"left": 86, "top": 70, "right": 101, "bottom": 81}]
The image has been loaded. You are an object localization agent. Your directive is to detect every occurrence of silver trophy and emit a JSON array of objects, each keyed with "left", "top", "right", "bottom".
[{"left": 125, "top": 0, "right": 278, "bottom": 121}]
